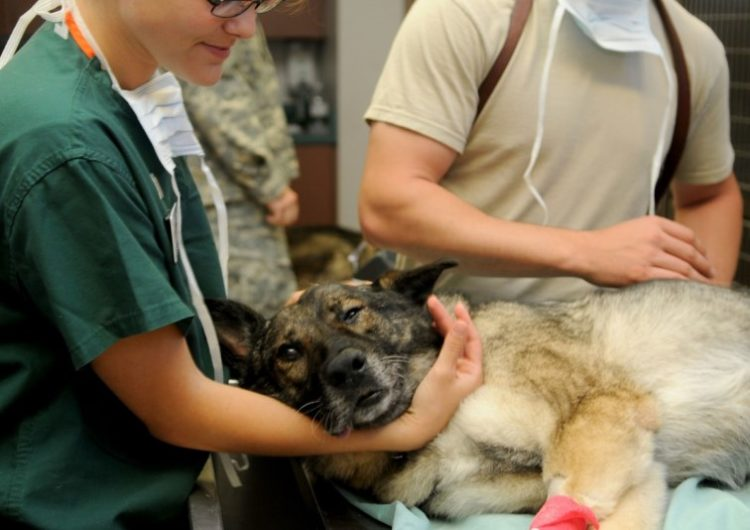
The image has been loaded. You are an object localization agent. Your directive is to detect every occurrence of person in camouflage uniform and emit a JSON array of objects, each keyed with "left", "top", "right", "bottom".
[{"left": 183, "top": 24, "right": 300, "bottom": 318}]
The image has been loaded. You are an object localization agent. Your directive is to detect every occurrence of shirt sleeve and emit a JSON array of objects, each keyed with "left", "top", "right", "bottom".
[
  {"left": 673, "top": 14, "right": 735, "bottom": 185},
  {"left": 8, "top": 157, "right": 195, "bottom": 369},
  {"left": 364, "top": 0, "right": 503, "bottom": 154}
]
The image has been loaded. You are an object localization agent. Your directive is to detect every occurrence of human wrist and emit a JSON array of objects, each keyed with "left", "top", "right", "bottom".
[
  {"left": 337, "top": 412, "right": 433, "bottom": 454},
  {"left": 550, "top": 228, "right": 594, "bottom": 280}
]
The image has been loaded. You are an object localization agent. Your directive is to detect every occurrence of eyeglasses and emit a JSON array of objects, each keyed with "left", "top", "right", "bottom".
[{"left": 207, "top": 0, "right": 285, "bottom": 19}]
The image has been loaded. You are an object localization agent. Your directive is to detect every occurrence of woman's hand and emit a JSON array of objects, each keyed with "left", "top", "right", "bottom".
[{"left": 374, "top": 295, "right": 483, "bottom": 451}]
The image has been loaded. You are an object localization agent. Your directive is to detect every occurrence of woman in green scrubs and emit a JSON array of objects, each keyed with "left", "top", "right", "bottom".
[{"left": 0, "top": 1, "right": 483, "bottom": 528}]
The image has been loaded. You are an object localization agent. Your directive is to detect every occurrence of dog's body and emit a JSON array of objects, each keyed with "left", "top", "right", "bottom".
[{"left": 209, "top": 262, "right": 750, "bottom": 529}]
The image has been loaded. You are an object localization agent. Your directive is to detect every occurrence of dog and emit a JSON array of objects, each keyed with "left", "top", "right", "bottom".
[
  {"left": 286, "top": 225, "right": 378, "bottom": 288},
  {"left": 208, "top": 261, "right": 750, "bottom": 529}
]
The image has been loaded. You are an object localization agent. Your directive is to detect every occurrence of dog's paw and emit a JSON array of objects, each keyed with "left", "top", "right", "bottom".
[{"left": 545, "top": 476, "right": 615, "bottom": 521}]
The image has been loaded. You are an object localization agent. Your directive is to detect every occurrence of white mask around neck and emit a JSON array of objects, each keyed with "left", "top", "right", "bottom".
[{"left": 557, "top": 0, "right": 663, "bottom": 56}]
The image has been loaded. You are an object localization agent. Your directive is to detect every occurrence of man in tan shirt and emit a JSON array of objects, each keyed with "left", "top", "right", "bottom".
[{"left": 360, "top": 0, "right": 742, "bottom": 303}]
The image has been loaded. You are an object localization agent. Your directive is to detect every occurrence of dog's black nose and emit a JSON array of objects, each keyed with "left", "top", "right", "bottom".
[{"left": 325, "top": 348, "right": 367, "bottom": 388}]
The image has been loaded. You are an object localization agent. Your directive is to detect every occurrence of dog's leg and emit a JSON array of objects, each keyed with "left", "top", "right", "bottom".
[
  {"left": 598, "top": 462, "right": 668, "bottom": 530},
  {"left": 423, "top": 472, "right": 547, "bottom": 519},
  {"left": 542, "top": 390, "right": 663, "bottom": 528}
]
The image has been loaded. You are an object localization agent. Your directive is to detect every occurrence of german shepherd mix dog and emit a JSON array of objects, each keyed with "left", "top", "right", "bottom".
[{"left": 208, "top": 261, "right": 750, "bottom": 529}]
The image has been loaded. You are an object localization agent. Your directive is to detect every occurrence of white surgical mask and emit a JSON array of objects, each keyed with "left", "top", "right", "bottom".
[
  {"left": 1, "top": 0, "right": 240, "bottom": 486},
  {"left": 558, "top": 0, "right": 664, "bottom": 56},
  {"left": 522, "top": 0, "right": 675, "bottom": 221}
]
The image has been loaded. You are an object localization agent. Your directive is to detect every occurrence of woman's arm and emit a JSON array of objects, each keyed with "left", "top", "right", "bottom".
[{"left": 91, "top": 296, "right": 482, "bottom": 455}]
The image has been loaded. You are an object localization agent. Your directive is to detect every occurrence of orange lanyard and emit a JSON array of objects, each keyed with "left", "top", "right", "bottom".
[{"left": 65, "top": 11, "right": 94, "bottom": 59}]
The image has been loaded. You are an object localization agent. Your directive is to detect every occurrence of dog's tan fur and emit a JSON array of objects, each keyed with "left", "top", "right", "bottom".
[{"left": 209, "top": 262, "right": 750, "bottom": 529}]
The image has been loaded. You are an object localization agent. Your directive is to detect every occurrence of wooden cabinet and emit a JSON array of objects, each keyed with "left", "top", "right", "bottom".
[
  {"left": 262, "top": 0, "right": 338, "bottom": 227},
  {"left": 291, "top": 143, "right": 337, "bottom": 226}
]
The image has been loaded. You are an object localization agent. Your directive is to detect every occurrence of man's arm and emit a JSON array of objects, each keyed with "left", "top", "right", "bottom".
[
  {"left": 672, "top": 173, "right": 743, "bottom": 286},
  {"left": 359, "top": 122, "right": 715, "bottom": 286}
]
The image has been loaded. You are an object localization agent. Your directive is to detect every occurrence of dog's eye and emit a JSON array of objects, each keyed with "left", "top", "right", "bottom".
[
  {"left": 341, "top": 306, "right": 361, "bottom": 324},
  {"left": 277, "top": 344, "right": 302, "bottom": 362}
]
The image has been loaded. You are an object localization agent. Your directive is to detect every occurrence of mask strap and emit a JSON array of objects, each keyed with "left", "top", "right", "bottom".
[
  {"left": 648, "top": 50, "right": 676, "bottom": 215},
  {"left": 0, "top": 0, "right": 67, "bottom": 69},
  {"left": 168, "top": 172, "right": 243, "bottom": 488},
  {"left": 199, "top": 160, "right": 230, "bottom": 288},
  {"left": 521, "top": 3, "right": 566, "bottom": 226}
]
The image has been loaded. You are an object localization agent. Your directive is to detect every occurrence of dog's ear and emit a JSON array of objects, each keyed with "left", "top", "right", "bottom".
[
  {"left": 373, "top": 260, "right": 458, "bottom": 304},
  {"left": 205, "top": 298, "right": 266, "bottom": 381}
]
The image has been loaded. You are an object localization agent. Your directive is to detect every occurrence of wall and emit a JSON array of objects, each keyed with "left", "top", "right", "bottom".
[
  {"left": 1, "top": 0, "right": 36, "bottom": 49},
  {"left": 335, "top": 0, "right": 405, "bottom": 230}
]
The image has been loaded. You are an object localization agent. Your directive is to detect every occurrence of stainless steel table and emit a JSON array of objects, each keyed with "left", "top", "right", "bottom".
[{"left": 190, "top": 456, "right": 388, "bottom": 530}]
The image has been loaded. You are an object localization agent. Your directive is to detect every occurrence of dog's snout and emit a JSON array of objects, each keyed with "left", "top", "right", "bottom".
[{"left": 325, "top": 348, "right": 367, "bottom": 388}]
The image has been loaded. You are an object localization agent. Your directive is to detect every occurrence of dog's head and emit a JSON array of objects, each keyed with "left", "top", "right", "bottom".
[{"left": 208, "top": 260, "right": 457, "bottom": 436}]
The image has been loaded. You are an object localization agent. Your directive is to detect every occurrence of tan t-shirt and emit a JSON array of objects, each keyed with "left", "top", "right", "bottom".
[{"left": 365, "top": 0, "right": 734, "bottom": 302}]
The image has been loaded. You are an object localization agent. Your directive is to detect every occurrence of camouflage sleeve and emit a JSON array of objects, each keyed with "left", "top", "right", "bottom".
[{"left": 183, "top": 24, "right": 299, "bottom": 205}]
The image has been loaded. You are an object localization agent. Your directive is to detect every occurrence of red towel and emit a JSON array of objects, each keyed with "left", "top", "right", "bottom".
[{"left": 530, "top": 495, "right": 600, "bottom": 530}]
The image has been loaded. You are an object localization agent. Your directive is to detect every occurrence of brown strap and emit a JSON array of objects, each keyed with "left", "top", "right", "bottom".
[
  {"left": 653, "top": 0, "right": 691, "bottom": 204},
  {"left": 476, "top": 0, "right": 533, "bottom": 119}
]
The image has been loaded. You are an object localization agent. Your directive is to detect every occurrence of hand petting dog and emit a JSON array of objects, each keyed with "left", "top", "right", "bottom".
[{"left": 384, "top": 295, "right": 483, "bottom": 451}]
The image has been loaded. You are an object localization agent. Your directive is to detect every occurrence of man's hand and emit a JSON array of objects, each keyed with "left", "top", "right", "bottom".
[
  {"left": 576, "top": 216, "right": 716, "bottom": 287},
  {"left": 265, "top": 186, "right": 299, "bottom": 227}
]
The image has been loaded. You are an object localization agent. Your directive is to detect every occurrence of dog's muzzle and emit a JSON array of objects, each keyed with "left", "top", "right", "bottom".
[
  {"left": 321, "top": 347, "right": 390, "bottom": 430},
  {"left": 324, "top": 347, "right": 368, "bottom": 389}
]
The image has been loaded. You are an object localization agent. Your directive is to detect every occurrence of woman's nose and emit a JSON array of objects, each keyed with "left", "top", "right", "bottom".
[{"left": 223, "top": 9, "right": 257, "bottom": 39}]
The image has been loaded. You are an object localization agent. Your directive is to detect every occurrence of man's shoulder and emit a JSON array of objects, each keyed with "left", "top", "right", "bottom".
[
  {"left": 415, "top": 0, "right": 517, "bottom": 24},
  {"left": 665, "top": 0, "right": 726, "bottom": 56}
]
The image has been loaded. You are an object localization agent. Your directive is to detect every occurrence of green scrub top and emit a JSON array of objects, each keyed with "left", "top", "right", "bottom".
[{"left": 0, "top": 22, "right": 226, "bottom": 529}]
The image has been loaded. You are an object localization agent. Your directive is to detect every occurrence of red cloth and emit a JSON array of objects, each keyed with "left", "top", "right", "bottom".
[{"left": 530, "top": 495, "right": 600, "bottom": 530}]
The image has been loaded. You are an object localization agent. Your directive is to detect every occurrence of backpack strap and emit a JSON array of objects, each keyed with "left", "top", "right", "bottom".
[
  {"left": 653, "top": 0, "right": 691, "bottom": 204},
  {"left": 476, "top": 0, "right": 533, "bottom": 119},
  {"left": 476, "top": 0, "right": 690, "bottom": 205}
]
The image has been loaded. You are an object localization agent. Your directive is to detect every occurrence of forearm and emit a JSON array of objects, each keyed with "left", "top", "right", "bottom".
[
  {"left": 95, "top": 325, "right": 416, "bottom": 456},
  {"left": 360, "top": 122, "right": 584, "bottom": 279},
  {"left": 152, "top": 371, "right": 429, "bottom": 456},
  {"left": 94, "top": 310, "right": 481, "bottom": 458},
  {"left": 360, "top": 178, "right": 581, "bottom": 278},
  {"left": 673, "top": 175, "right": 743, "bottom": 285},
  {"left": 360, "top": 177, "right": 717, "bottom": 286}
]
